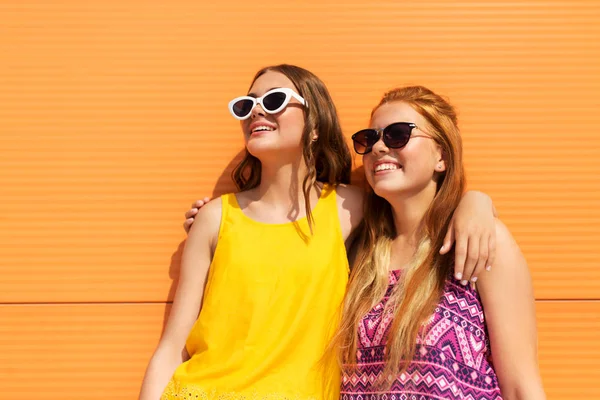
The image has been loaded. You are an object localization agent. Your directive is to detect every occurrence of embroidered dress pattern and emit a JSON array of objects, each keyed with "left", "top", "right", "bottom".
[
  {"left": 162, "top": 380, "right": 317, "bottom": 400},
  {"left": 341, "top": 270, "right": 503, "bottom": 400}
]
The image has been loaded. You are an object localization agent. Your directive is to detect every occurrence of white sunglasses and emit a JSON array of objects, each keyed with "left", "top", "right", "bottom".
[{"left": 228, "top": 87, "right": 307, "bottom": 120}]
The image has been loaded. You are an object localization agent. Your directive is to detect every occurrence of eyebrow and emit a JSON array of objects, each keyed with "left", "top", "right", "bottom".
[{"left": 247, "top": 87, "right": 281, "bottom": 98}]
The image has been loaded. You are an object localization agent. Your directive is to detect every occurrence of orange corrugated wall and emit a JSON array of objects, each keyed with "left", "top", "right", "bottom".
[{"left": 1, "top": 1, "right": 599, "bottom": 398}]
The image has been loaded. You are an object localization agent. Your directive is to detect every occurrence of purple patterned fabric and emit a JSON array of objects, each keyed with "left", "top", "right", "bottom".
[{"left": 340, "top": 270, "right": 503, "bottom": 400}]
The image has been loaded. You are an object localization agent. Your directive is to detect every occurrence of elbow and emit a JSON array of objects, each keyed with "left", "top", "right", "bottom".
[
  {"left": 150, "top": 342, "right": 188, "bottom": 369},
  {"left": 145, "top": 344, "right": 188, "bottom": 381}
]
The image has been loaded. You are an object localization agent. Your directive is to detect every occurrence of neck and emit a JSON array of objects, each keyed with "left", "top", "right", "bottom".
[
  {"left": 385, "top": 182, "right": 437, "bottom": 250},
  {"left": 255, "top": 153, "right": 314, "bottom": 210}
]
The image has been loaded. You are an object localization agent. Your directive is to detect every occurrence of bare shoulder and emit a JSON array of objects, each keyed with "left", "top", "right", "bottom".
[
  {"left": 192, "top": 196, "right": 222, "bottom": 224},
  {"left": 494, "top": 219, "right": 522, "bottom": 261},
  {"left": 187, "top": 196, "right": 223, "bottom": 248},
  {"left": 478, "top": 219, "right": 529, "bottom": 287}
]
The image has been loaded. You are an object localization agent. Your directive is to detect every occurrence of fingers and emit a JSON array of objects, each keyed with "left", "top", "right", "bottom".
[
  {"left": 197, "top": 197, "right": 211, "bottom": 206},
  {"left": 185, "top": 197, "right": 212, "bottom": 219},
  {"left": 453, "top": 233, "right": 468, "bottom": 283},
  {"left": 469, "top": 234, "right": 489, "bottom": 284},
  {"left": 454, "top": 230, "right": 496, "bottom": 285},
  {"left": 185, "top": 207, "right": 199, "bottom": 219},
  {"left": 191, "top": 197, "right": 211, "bottom": 210},
  {"left": 459, "top": 233, "right": 479, "bottom": 285},
  {"left": 183, "top": 218, "right": 194, "bottom": 234},
  {"left": 439, "top": 219, "right": 455, "bottom": 255},
  {"left": 183, "top": 197, "right": 211, "bottom": 234}
]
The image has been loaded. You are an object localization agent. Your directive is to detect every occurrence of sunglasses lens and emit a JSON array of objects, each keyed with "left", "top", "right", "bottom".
[
  {"left": 232, "top": 99, "right": 255, "bottom": 118},
  {"left": 384, "top": 123, "right": 412, "bottom": 148},
  {"left": 262, "top": 91, "right": 287, "bottom": 112},
  {"left": 352, "top": 130, "right": 379, "bottom": 154}
]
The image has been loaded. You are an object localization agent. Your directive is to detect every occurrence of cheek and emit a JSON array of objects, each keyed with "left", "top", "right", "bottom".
[
  {"left": 362, "top": 156, "right": 377, "bottom": 183},
  {"left": 362, "top": 156, "right": 371, "bottom": 170},
  {"left": 278, "top": 115, "right": 305, "bottom": 142},
  {"left": 403, "top": 143, "right": 437, "bottom": 171},
  {"left": 278, "top": 107, "right": 304, "bottom": 127}
]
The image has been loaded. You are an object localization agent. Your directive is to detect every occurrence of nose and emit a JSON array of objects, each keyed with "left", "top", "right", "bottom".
[
  {"left": 371, "top": 131, "right": 389, "bottom": 155},
  {"left": 250, "top": 102, "right": 266, "bottom": 119}
]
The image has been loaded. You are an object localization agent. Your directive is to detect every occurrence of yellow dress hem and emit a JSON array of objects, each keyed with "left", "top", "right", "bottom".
[{"left": 161, "top": 380, "right": 318, "bottom": 400}]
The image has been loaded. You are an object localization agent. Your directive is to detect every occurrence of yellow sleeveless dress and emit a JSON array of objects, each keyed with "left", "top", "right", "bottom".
[{"left": 161, "top": 184, "right": 349, "bottom": 400}]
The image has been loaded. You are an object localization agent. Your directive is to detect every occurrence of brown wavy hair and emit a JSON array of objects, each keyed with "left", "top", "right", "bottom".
[
  {"left": 231, "top": 64, "right": 352, "bottom": 228},
  {"left": 333, "top": 86, "right": 466, "bottom": 386}
]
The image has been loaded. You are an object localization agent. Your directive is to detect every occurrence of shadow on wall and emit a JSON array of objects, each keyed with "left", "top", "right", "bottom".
[{"left": 161, "top": 149, "right": 246, "bottom": 333}]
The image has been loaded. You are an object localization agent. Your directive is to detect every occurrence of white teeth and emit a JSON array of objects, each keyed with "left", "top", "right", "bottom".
[
  {"left": 375, "top": 163, "right": 400, "bottom": 172},
  {"left": 252, "top": 125, "right": 274, "bottom": 132}
]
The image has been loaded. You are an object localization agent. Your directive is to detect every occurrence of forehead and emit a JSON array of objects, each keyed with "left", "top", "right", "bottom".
[
  {"left": 248, "top": 71, "right": 296, "bottom": 96},
  {"left": 370, "top": 101, "right": 426, "bottom": 129}
]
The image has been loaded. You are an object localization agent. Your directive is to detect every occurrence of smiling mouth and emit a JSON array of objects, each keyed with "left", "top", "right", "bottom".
[
  {"left": 251, "top": 125, "right": 275, "bottom": 134},
  {"left": 374, "top": 163, "right": 401, "bottom": 172}
]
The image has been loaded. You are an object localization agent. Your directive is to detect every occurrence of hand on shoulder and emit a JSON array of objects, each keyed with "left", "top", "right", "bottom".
[{"left": 186, "top": 197, "right": 223, "bottom": 251}]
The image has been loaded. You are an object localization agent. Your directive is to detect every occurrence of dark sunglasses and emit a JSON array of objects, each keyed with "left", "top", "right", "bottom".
[
  {"left": 228, "top": 88, "right": 307, "bottom": 120},
  {"left": 351, "top": 122, "right": 430, "bottom": 155}
]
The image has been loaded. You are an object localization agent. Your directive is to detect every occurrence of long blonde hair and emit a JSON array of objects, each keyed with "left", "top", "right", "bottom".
[
  {"left": 333, "top": 86, "right": 466, "bottom": 385},
  {"left": 231, "top": 64, "right": 352, "bottom": 229}
]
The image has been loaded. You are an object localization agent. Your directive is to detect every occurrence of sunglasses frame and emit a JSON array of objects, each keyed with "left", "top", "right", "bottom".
[
  {"left": 228, "top": 87, "right": 307, "bottom": 120},
  {"left": 352, "top": 122, "right": 431, "bottom": 155}
]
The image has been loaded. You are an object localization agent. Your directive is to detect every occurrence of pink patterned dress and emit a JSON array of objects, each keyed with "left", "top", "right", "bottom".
[{"left": 340, "top": 270, "right": 503, "bottom": 400}]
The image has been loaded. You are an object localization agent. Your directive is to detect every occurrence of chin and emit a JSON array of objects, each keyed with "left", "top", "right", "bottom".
[
  {"left": 246, "top": 140, "right": 278, "bottom": 157},
  {"left": 370, "top": 180, "right": 409, "bottom": 199}
]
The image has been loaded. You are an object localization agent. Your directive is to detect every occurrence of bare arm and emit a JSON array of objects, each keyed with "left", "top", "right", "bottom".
[
  {"left": 477, "top": 220, "right": 546, "bottom": 400},
  {"left": 139, "top": 198, "right": 222, "bottom": 400}
]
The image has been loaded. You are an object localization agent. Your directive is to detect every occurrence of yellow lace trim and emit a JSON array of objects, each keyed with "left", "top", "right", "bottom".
[{"left": 161, "top": 380, "right": 318, "bottom": 400}]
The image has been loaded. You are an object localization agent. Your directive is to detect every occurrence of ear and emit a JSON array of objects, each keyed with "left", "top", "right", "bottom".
[{"left": 434, "top": 145, "right": 446, "bottom": 172}]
